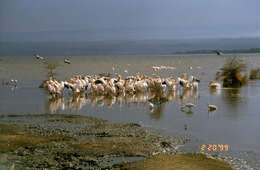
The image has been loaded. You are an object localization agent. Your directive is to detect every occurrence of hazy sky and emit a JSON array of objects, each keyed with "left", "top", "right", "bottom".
[{"left": 0, "top": 0, "right": 259, "bottom": 40}]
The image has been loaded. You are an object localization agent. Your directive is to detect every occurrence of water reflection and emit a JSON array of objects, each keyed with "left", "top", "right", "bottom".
[
  {"left": 180, "top": 89, "right": 199, "bottom": 105},
  {"left": 180, "top": 108, "right": 195, "bottom": 116},
  {"left": 209, "top": 88, "right": 221, "bottom": 96},
  {"left": 47, "top": 93, "right": 87, "bottom": 112},
  {"left": 222, "top": 88, "right": 242, "bottom": 102},
  {"left": 46, "top": 88, "right": 199, "bottom": 117},
  {"left": 149, "top": 102, "right": 166, "bottom": 120},
  {"left": 208, "top": 86, "right": 247, "bottom": 118}
]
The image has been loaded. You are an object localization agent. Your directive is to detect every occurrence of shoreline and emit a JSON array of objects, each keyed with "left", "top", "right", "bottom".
[{"left": 0, "top": 113, "right": 233, "bottom": 169}]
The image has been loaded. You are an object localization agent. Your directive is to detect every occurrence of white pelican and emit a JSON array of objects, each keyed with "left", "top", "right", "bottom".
[
  {"left": 178, "top": 77, "right": 190, "bottom": 89},
  {"left": 152, "top": 66, "right": 160, "bottom": 72},
  {"left": 209, "top": 80, "right": 221, "bottom": 89},
  {"left": 135, "top": 78, "right": 148, "bottom": 93},
  {"left": 104, "top": 80, "right": 117, "bottom": 96},
  {"left": 165, "top": 77, "right": 177, "bottom": 91},
  {"left": 10, "top": 79, "right": 18, "bottom": 87},
  {"left": 124, "top": 79, "right": 135, "bottom": 95},
  {"left": 148, "top": 102, "right": 154, "bottom": 110},
  {"left": 64, "top": 81, "right": 80, "bottom": 93},
  {"left": 189, "top": 76, "right": 200, "bottom": 90},
  {"left": 64, "top": 58, "right": 71, "bottom": 64},
  {"left": 46, "top": 78, "right": 65, "bottom": 96},
  {"left": 96, "top": 83, "right": 105, "bottom": 95},
  {"left": 208, "top": 104, "right": 217, "bottom": 111},
  {"left": 115, "top": 81, "right": 125, "bottom": 94}
]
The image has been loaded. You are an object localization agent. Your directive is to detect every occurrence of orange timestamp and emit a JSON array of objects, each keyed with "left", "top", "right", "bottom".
[{"left": 201, "top": 144, "right": 229, "bottom": 151}]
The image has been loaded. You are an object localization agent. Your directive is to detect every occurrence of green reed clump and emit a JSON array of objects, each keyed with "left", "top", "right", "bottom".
[
  {"left": 249, "top": 68, "right": 260, "bottom": 80},
  {"left": 216, "top": 57, "right": 248, "bottom": 87}
]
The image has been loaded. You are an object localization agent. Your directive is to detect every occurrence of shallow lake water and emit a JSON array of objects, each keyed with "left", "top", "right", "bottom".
[{"left": 1, "top": 53, "right": 260, "bottom": 169}]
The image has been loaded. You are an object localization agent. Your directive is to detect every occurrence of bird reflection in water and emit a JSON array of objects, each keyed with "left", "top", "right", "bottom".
[
  {"left": 46, "top": 88, "right": 196, "bottom": 114},
  {"left": 179, "top": 88, "right": 199, "bottom": 115},
  {"left": 148, "top": 102, "right": 166, "bottom": 120},
  {"left": 47, "top": 93, "right": 87, "bottom": 113},
  {"left": 209, "top": 88, "right": 221, "bottom": 96}
]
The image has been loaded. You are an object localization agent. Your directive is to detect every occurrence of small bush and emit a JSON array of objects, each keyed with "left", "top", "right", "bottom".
[{"left": 217, "top": 57, "right": 248, "bottom": 87}]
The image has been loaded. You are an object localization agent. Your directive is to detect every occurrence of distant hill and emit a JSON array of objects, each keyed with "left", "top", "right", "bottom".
[
  {"left": 0, "top": 38, "right": 260, "bottom": 56},
  {"left": 174, "top": 48, "right": 260, "bottom": 54}
]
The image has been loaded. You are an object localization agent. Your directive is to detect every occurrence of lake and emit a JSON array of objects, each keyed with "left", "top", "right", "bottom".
[{"left": 1, "top": 53, "right": 260, "bottom": 169}]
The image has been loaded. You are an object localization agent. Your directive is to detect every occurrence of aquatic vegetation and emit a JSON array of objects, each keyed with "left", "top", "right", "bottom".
[
  {"left": 43, "top": 61, "right": 60, "bottom": 78},
  {"left": 216, "top": 57, "right": 248, "bottom": 87},
  {"left": 39, "top": 61, "right": 60, "bottom": 88},
  {"left": 249, "top": 68, "right": 260, "bottom": 80}
]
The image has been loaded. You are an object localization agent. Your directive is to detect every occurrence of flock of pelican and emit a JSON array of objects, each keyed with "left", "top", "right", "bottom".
[
  {"left": 47, "top": 80, "right": 199, "bottom": 113},
  {"left": 44, "top": 72, "right": 200, "bottom": 97},
  {"left": 43, "top": 70, "right": 220, "bottom": 112}
]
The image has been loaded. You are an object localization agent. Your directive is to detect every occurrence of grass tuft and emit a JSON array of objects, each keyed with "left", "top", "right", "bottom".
[{"left": 216, "top": 57, "right": 248, "bottom": 87}]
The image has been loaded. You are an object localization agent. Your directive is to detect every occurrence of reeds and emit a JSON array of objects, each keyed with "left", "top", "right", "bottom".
[
  {"left": 39, "top": 61, "right": 60, "bottom": 88},
  {"left": 43, "top": 62, "right": 60, "bottom": 78},
  {"left": 216, "top": 57, "right": 248, "bottom": 87}
]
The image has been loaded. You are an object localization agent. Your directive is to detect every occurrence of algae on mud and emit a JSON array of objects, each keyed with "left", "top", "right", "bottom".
[{"left": 0, "top": 114, "right": 233, "bottom": 169}]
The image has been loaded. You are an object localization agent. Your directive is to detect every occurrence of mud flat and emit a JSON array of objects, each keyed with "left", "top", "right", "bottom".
[{"left": 0, "top": 114, "right": 233, "bottom": 170}]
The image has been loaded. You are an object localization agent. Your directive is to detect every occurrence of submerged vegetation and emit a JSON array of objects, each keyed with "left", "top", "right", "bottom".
[{"left": 216, "top": 57, "right": 248, "bottom": 87}]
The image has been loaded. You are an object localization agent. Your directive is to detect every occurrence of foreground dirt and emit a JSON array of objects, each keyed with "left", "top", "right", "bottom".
[
  {"left": 120, "top": 153, "right": 233, "bottom": 170},
  {"left": 0, "top": 114, "right": 233, "bottom": 169}
]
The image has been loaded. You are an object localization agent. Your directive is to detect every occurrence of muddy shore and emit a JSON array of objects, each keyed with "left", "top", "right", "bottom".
[{"left": 0, "top": 114, "right": 233, "bottom": 170}]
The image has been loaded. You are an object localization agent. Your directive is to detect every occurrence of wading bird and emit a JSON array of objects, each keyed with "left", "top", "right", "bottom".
[
  {"left": 208, "top": 104, "right": 217, "bottom": 112},
  {"left": 209, "top": 80, "right": 221, "bottom": 89},
  {"left": 64, "top": 58, "right": 71, "bottom": 64}
]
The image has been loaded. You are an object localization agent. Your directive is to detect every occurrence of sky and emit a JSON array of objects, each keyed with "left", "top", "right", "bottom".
[{"left": 0, "top": 0, "right": 259, "bottom": 41}]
